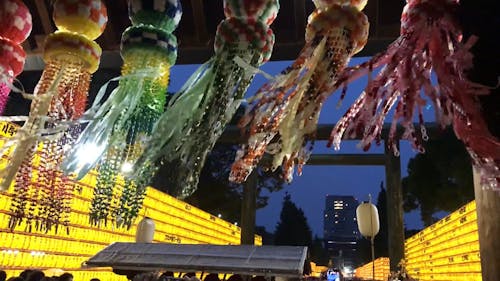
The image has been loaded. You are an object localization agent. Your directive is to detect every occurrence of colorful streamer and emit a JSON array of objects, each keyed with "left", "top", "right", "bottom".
[
  {"left": 229, "top": 0, "right": 369, "bottom": 183},
  {"left": 0, "top": 0, "right": 32, "bottom": 114},
  {"left": 0, "top": 0, "right": 107, "bottom": 232},
  {"left": 134, "top": 0, "right": 278, "bottom": 199},
  {"left": 62, "top": 0, "right": 181, "bottom": 228},
  {"left": 328, "top": 0, "right": 499, "bottom": 189}
]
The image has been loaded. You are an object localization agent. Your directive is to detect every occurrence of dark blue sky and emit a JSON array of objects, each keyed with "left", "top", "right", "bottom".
[{"left": 167, "top": 57, "right": 432, "bottom": 237}]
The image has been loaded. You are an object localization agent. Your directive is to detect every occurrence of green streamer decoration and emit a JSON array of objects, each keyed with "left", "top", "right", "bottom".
[
  {"left": 134, "top": 0, "right": 279, "bottom": 199},
  {"left": 62, "top": 0, "right": 181, "bottom": 228}
]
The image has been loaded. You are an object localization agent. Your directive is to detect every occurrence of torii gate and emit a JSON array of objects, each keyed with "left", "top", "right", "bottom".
[{"left": 218, "top": 123, "right": 416, "bottom": 271}]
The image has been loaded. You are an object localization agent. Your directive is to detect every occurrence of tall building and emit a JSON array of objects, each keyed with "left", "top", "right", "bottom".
[{"left": 323, "top": 195, "right": 359, "bottom": 269}]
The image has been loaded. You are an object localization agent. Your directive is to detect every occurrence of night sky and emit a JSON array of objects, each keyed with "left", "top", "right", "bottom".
[{"left": 167, "top": 57, "right": 434, "bottom": 237}]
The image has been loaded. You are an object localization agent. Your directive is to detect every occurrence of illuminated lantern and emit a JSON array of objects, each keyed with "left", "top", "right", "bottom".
[
  {"left": 0, "top": 0, "right": 32, "bottom": 114},
  {"left": 229, "top": 0, "right": 369, "bottom": 183},
  {"left": 62, "top": 0, "right": 182, "bottom": 228},
  {"left": 136, "top": 216, "right": 155, "bottom": 243},
  {"left": 134, "top": 0, "right": 278, "bottom": 198},
  {"left": 329, "top": 0, "right": 498, "bottom": 189},
  {"left": 1, "top": 0, "right": 107, "bottom": 232},
  {"left": 356, "top": 201, "right": 379, "bottom": 238}
]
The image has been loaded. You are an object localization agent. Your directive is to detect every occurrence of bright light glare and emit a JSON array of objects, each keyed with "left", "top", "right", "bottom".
[
  {"left": 121, "top": 162, "right": 134, "bottom": 174},
  {"left": 343, "top": 267, "right": 352, "bottom": 274},
  {"left": 76, "top": 143, "right": 105, "bottom": 166}
]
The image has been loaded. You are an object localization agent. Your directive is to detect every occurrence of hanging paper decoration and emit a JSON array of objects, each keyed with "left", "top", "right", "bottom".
[
  {"left": 134, "top": 0, "right": 278, "bottom": 199},
  {"left": 0, "top": 0, "right": 107, "bottom": 232},
  {"left": 0, "top": 0, "right": 32, "bottom": 114},
  {"left": 62, "top": 0, "right": 181, "bottom": 228},
  {"left": 328, "top": 0, "right": 499, "bottom": 189},
  {"left": 229, "top": 0, "right": 369, "bottom": 183}
]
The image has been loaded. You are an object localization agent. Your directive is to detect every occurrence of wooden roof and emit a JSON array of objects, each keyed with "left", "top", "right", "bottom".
[{"left": 22, "top": 0, "right": 404, "bottom": 70}]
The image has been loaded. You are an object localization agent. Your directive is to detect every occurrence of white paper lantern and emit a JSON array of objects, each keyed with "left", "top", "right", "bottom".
[
  {"left": 136, "top": 216, "right": 155, "bottom": 243},
  {"left": 356, "top": 202, "right": 380, "bottom": 237}
]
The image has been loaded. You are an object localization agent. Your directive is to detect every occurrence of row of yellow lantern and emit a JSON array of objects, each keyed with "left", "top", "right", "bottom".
[
  {"left": 404, "top": 200, "right": 481, "bottom": 281},
  {"left": 354, "top": 257, "right": 390, "bottom": 281},
  {"left": 0, "top": 148, "right": 261, "bottom": 279}
]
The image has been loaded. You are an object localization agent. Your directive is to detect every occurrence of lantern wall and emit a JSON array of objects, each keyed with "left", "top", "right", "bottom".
[
  {"left": 0, "top": 122, "right": 261, "bottom": 280},
  {"left": 354, "top": 257, "right": 390, "bottom": 281},
  {"left": 404, "top": 200, "right": 481, "bottom": 281}
]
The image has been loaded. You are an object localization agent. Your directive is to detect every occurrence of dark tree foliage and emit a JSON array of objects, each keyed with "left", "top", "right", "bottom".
[
  {"left": 255, "top": 226, "right": 275, "bottom": 245},
  {"left": 402, "top": 128, "right": 474, "bottom": 226},
  {"left": 356, "top": 237, "right": 371, "bottom": 266},
  {"left": 310, "top": 235, "right": 330, "bottom": 265},
  {"left": 152, "top": 104, "right": 284, "bottom": 223},
  {"left": 152, "top": 144, "right": 285, "bottom": 224},
  {"left": 274, "top": 193, "right": 313, "bottom": 247},
  {"left": 374, "top": 182, "right": 389, "bottom": 258}
]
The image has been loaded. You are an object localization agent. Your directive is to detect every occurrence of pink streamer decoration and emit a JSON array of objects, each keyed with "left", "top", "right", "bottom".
[
  {"left": 329, "top": 0, "right": 499, "bottom": 189},
  {"left": 0, "top": 82, "right": 10, "bottom": 114}
]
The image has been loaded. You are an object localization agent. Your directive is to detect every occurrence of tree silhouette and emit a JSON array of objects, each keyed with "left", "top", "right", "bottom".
[
  {"left": 402, "top": 128, "right": 474, "bottom": 226},
  {"left": 274, "top": 193, "right": 314, "bottom": 275},
  {"left": 310, "top": 235, "right": 330, "bottom": 265},
  {"left": 274, "top": 193, "right": 313, "bottom": 247}
]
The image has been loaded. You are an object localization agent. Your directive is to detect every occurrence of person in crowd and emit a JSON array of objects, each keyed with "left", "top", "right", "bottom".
[
  {"left": 6, "top": 277, "right": 24, "bottom": 281},
  {"left": 20, "top": 270, "right": 33, "bottom": 280},
  {"left": 26, "top": 270, "right": 45, "bottom": 281},
  {"left": 226, "top": 275, "right": 243, "bottom": 281},
  {"left": 157, "top": 272, "right": 174, "bottom": 281},
  {"left": 203, "top": 273, "right": 220, "bottom": 281},
  {"left": 57, "top": 273, "right": 73, "bottom": 281}
]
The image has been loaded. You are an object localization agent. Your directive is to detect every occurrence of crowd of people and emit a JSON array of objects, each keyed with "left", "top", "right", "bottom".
[
  {"left": 0, "top": 270, "right": 100, "bottom": 281},
  {"left": 0, "top": 270, "right": 270, "bottom": 281}
]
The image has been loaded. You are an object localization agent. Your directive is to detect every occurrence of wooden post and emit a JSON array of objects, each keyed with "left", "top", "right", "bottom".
[
  {"left": 240, "top": 170, "right": 258, "bottom": 245},
  {"left": 384, "top": 142, "right": 404, "bottom": 271},
  {"left": 473, "top": 168, "right": 500, "bottom": 280}
]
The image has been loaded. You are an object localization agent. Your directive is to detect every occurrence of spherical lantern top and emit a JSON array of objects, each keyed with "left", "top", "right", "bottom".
[
  {"left": 0, "top": 38, "right": 26, "bottom": 76},
  {"left": 312, "top": 0, "right": 368, "bottom": 11},
  {"left": 0, "top": 0, "right": 32, "bottom": 44},
  {"left": 356, "top": 201, "right": 380, "bottom": 237},
  {"left": 223, "top": 0, "right": 279, "bottom": 25},
  {"left": 129, "top": 0, "right": 183, "bottom": 33},
  {"left": 53, "top": 0, "right": 108, "bottom": 40}
]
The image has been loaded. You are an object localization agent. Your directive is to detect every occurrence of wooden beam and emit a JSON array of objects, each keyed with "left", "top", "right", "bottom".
[
  {"left": 190, "top": 0, "right": 209, "bottom": 45},
  {"left": 473, "top": 168, "right": 500, "bottom": 280},
  {"left": 384, "top": 141, "right": 404, "bottom": 271},
  {"left": 24, "top": 37, "right": 396, "bottom": 70},
  {"left": 216, "top": 123, "right": 440, "bottom": 144},
  {"left": 293, "top": 0, "right": 306, "bottom": 40},
  {"left": 35, "top": 0, "right": 53, "bottom": 35},
  {"left": 240, "top": 170, "right": 258, "bottom": 245},
  {"left": 260, "top": 153, "right": 386, "bottom": 166}
]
